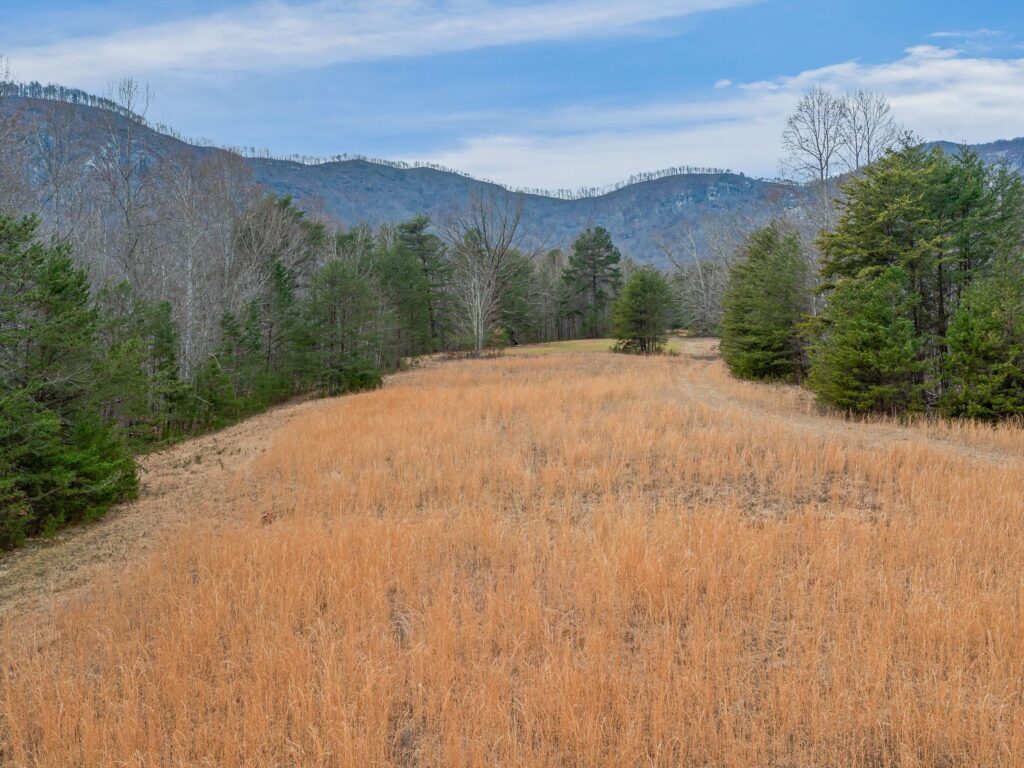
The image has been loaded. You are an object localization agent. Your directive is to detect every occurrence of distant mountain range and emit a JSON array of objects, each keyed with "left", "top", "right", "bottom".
[{"left": 4, "top": 95, "right": 1022, "bottom": 264}]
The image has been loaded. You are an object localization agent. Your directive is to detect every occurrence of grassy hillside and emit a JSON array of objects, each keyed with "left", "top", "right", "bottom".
[{"left": 4, "top": 341, "right": 1024, "bottom": 765}]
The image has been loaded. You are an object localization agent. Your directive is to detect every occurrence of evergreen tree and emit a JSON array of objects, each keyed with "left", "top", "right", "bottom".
[
  {"left": 304, "top": 260, "right": 384, "bottom": 395},
  {"left": 611, "top": 267, "right": 674, "bottom": 354},
  {"left": 562, "top": 227, "right": 622, "bottom": 338},
  {"left": 189, "top": 355, "right": 244, "bottom": 429},
  {"left": 264, "top": 259, "right": 306, "bottom": 393},
  {"left": 94, "top": 284, "right": 185, "bottom": 444},
  {"left": 0, "top": 214, "right": 136, "bottom": 548},
  {"left": 373, "top": 243, "right": 433, "bottom": 363},
  {"left": 942, "top": 273, "right": 1024, "bottom": 419},
  {"left": 396, "top": 215, "right": 450, "bottom": 349},
  {"left": 213, "top": 306, "right": 264, "bottom": 410},
  {"left": 818, "top": 143, "right": 1023, "bottom": 405},
  {"left": 720, "top": 222, "right": 809, "bottom": 381},
  {"left": 807, "top": 266, "right": 923, "bottom": 414},
  {"left": 497, "top": 251, "right": 538, "bottom": 346}
]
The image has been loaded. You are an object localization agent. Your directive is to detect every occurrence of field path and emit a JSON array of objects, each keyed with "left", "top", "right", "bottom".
[
  {"left": 0, "top": 399, "right": 321, "bottom": 617},
  {"left": 673, "top": 337, "right": 1024, "bottom": 465}
]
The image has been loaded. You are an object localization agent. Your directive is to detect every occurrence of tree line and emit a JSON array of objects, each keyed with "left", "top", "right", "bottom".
[{"left": 720, "top": 141, "right": 1024, "bottom": 418}]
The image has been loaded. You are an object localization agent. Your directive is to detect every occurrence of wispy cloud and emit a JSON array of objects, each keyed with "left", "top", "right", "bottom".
[
  {"left": 927, "top": 29, "right": 1016, "bottom": 54},
  {"left": 4, "top": 0, "right": 754, "bottom": 85},
  {"left": 419, "top": 43, "right": 1024, "bottom": 188}
]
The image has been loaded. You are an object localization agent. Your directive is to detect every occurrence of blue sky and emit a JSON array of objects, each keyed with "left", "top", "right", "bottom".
[{"left": 1, "top": 1, "right": 1022, "bottom": 189}]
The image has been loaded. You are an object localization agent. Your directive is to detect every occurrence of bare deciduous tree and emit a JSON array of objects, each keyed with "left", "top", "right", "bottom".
[
  {"left": 441, "top": 190, "right": 534, "bottom": 355},
  {"left": 530, "top": 247, "right": 569, "bottom": 342},
  {"left": 840, "top": 89, "right": 900, "bottom": 171},
  {"left": 783, "top": 86, "right": 903, "bottom": 182},
  {"left": 0, "top": 57, "right": 35, "bottom": 215},
  {"left": 33, "top": 100, "right": 92, "bottom": 244},
  {"left": 782, "top": 86, "right": 847, "bottom": 184},
  {"left": 94, "top": 78, "right": 160, "bottom": 284},
  {"left": 660, "top": 214, "right": 751, "bottom": 335}
]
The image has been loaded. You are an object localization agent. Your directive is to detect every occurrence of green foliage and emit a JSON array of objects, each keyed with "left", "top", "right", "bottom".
[
  {"left": 189, "top": 355, "right": 245, "bottom": 429},
  {"left": 305, "top": 260, "right": 384, "bottom": 396},
  {"left": 807, "top": 267, "right": 923, "bottom": 414},
  {"left": 373, "top": 243, "right": 434, "bottom": 363},
  {"left": 497, "top": 251, "right": 538, "bottom": 346},
  {"left": 320, "top": 358, "right": 384, "bottom": 396},
  {"left": 396, "top": 215, "right": 450, "bottom": 349},
  {"left": 612, "top": 267, "right": 674, "bottom": 354},
  {"left": 817, "top": 144, "right": 1024, "bottom": 404},
  {"left": 720, "top": 223, "right": 809, "bottom": 381},
  {"left": 942, "top": 274, "right": 1024, "bottom": 420},
  {"left": 94, "top": 284, "right": 187, "bottom": 445},
  {"left": 0, "top": 214, "right": 137, "bottom": 549},
  {"left": 562, "top": 227, "right": 622, "bottom": 338}
]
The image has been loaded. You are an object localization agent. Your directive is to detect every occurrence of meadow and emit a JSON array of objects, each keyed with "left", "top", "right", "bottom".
[{"left": 2, "top": 340, "right": 1023, "bottom": 767}]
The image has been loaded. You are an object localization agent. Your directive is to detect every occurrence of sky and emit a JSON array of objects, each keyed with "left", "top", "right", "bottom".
[{"left": 1, "top": 0, "right": 1022, "bottom": 190}]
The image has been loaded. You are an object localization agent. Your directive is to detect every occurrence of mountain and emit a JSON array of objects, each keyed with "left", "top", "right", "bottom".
[
  {"left": 3, "top": 95, "right": 1021, "bottom": 264},
  {"left": 249, "top": 157, "right": 809, "bottom": 263},
  {"left": 1, "top": 96, "right": 810, "bottom": 263},
  {"left": 930, "top": 137, "right": 1024, "bottom": 171}
]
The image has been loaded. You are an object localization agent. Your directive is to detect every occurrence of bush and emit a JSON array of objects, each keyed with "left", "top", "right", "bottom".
[
  {"left": 612, "top": 267, "right": 674, "bottom": 354},
  {"left": 321, "top": 359, "right": 384, "bottom": 396}
]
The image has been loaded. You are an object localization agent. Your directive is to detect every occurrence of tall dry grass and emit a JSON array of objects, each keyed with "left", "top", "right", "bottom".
[{"left": 3, "top": 352, "right": 1024, "bottom": 766}]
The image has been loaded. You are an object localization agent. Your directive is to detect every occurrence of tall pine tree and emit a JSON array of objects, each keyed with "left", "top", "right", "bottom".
[{"left": 562, "top": 227, "right": 622, "bottom": 338}]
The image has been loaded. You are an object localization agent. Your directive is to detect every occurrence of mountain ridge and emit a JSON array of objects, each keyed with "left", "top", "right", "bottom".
[{"left": 3, "top": 93, "right": 1021, "bottom": 263}]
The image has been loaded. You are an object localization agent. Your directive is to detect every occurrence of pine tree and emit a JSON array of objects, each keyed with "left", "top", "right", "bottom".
[
  {"left": 0, "top": 214, "right": 136, "bottom": 548},
  {"left": 817, "top": 143, "right": 1024, "bottom": 406},
  {"left": 373, "top": 243, "right": 433, "bottom": 363},
  {"left": 942, "top": 273, "right": 1024, "bottom": 419},
  {"left": 94, "top": 284, "right": 185, "bottom": 444},
  {"left": 611, "top": 267, "right": 674, "bottom": 354},
  {"left": 562, "top": 227, "right": 622, "bottom": 338},
  {"left": 397, "top": 215, "right": 450, "bottom": 349},
  {"left": 304, "top": 260, "right": 384, "bottom": 395},
  {"left": 807, "top": 266, "right": 923, "bottom": 414},
  {"left": 720, "top": 222, "right": 809, "bottom": 381}
]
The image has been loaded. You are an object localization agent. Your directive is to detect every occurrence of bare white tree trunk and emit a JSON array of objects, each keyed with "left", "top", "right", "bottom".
[{"left": 441, "top": 190, "right": 535, "bottom": 355}]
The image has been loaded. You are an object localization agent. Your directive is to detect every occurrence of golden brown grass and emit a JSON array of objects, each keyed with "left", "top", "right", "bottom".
[
  {"left": 505, "top": 337, "right": 686, "bottom": 355},
  {"left": 3, "top": 344, "right": 1024, "bottom": 767}
]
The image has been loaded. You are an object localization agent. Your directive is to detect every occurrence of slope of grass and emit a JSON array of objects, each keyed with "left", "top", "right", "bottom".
[{"left": 3, "top": 345, "right": 1024, "bottom": 766}]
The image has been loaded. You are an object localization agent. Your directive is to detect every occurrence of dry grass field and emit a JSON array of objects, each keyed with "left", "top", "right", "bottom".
[{"left": 3, "top": 339, "right": 1024, "bottom": 767}]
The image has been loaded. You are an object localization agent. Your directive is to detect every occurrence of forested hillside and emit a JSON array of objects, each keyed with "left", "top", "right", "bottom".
[{"left": 0, "top": 91, "right": 813, "bottom": 264}]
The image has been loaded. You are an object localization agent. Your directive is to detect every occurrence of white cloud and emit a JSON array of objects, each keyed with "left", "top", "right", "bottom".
[
  {"left": 714, "top": 78, "right": 732, "bottom": 88},
  {"left": 5, "top": 0, "right": 754, "bottom": 86},
  {"left": 417, "top": 44, "right": 1024, "bottom": 189}
]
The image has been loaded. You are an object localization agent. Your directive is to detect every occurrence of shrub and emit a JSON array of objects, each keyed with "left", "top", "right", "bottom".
[
  {"left": 612, "top": 267, "right": 674, "bottom": 354},
  {"left": 321, "top": 359, "right": 384, "bottom": 396}
]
